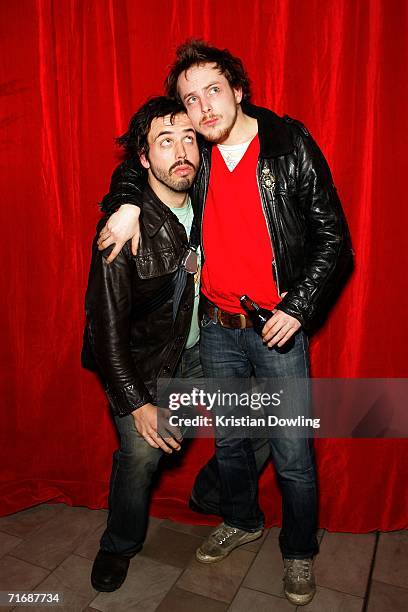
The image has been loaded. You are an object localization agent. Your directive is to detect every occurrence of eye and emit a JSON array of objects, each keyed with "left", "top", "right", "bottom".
[
  {"left": 184, "top": 135, "right": 194, "bottom": 144},
  {"left": 186, "top": 96, "right": 198, "bottom": 105},
  {"left": 160, "top": 138, "right": 172, "bottom": 147},
  {"left": 208, "top": 86, "right": 220, "bottom": 95}
]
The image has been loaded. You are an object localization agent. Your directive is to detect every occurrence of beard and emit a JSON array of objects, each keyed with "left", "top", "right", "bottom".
[
  {"left": 199, "top": 105, "right": 239, "bottom": 143},
  {"left": 148, "top": 159, "right": 196, "bottom": 192}
]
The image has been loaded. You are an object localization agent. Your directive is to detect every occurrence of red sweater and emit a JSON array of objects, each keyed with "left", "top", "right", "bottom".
[{"left": 201, "top": 136, "right": 280, "bottom": 314}]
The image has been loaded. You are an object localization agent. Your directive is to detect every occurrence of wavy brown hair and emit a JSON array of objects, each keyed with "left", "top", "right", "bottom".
[{"left": 165, "top": 39, "right": 251, "bottom": 103}]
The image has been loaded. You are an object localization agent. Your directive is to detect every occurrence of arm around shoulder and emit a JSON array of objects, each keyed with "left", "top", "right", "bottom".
[
  {"left": 99, "top": 159, "right": 145, "bottom": 214},
  {"left": 97, "top": 160, "right": 145, "bottom": 260}
]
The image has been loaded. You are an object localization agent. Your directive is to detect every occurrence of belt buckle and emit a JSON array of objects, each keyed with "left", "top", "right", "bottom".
[{"left": 216, "top": 309, "right": 247, "bottom": 329}]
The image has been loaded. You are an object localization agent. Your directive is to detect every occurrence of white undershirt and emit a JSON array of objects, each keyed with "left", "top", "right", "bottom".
[{"left": 217, "top": 137, "right": 255, "bottom": 171}]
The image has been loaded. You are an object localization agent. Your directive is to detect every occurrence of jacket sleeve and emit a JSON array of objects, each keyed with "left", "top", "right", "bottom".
[
  {"left": 85, "top": 225, "right": 153, "bottom": 416},
  {"left": 99, "top": 159, "right": 146, "bottom": 215},
  {"left": 276, "top": 126, "right": 353, "bottom": 329}
]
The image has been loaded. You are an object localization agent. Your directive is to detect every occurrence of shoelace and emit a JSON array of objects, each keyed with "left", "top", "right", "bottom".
[
  {"left": 284, "top": 559, "right": 312, "bottom": 582},
  {"left": 212, "top": 524, "right": 238, "bottom": 545}
]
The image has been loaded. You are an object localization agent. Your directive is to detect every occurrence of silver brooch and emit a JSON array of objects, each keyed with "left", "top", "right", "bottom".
[{"left": 260, "top": 167, "right": 275, "bottom": 190}]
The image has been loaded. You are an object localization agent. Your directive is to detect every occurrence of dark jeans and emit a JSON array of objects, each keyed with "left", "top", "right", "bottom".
[
  {"left": 100, "top": 343, "right": 202, "bottom": 556},
  {"left": 100, "top": 342, "right": 271, "bottom": 556},
  {"left": 199, "top": 312, "right": 318, "bottom": 559}
]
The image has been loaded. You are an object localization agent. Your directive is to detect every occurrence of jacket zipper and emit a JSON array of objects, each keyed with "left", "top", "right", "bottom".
[{"left": 256, "top": 162, "right": 282, "bottom": 296}]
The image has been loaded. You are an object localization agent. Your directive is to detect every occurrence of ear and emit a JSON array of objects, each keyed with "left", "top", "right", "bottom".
[
  {"left": 139, "top": 152, "right": 150, "bottom": 169},
  {"left": 233, "top": 87, "right": 243, "bottom": 105}
]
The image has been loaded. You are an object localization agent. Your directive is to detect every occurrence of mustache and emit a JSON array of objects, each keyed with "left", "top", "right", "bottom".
[
  {"left": 200, "top": 113, "right": 221, "bottom": 125},
  {"left": 169, "top": 160, "right": 196, "bottom": 173}
]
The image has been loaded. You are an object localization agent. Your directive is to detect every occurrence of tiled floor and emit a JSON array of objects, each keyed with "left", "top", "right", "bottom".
[{"left": 0, "top": 504, "right": 407, "bottom": 611}]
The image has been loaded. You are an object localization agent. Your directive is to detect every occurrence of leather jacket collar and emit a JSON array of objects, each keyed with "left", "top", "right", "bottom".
[{"left": 243, "top": 102, "right": 295, "bottom": 158}]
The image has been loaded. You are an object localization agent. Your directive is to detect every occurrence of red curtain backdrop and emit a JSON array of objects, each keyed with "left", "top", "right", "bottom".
[{"left": 1, "top": 0, "right": 407, "bottom": 531}]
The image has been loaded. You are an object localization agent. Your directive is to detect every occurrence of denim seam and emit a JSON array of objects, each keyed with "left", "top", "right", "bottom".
[
  {"left": 105, "top": 451, "right": 120, "bottom": 532},
  {"left": 300, "top": 333, "right": 313, "bottom": 464}
]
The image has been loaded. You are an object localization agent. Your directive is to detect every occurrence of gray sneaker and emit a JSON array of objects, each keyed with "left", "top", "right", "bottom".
[
  {"left": 196, "top": 522, "right": 263, "bottom": 563},
  {"left": 283, "top": 558, "right": 316, "bottom": 606}
]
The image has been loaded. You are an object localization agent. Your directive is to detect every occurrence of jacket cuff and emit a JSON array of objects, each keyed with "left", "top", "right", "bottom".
[
  {"left": 99, "top": 193, "right": 142, "bottom": 215},
  {"left": 275, "top": 298, "right": 310, "bottom": 331},
  {"left": 105, "top": 382, "right": 153, "bottom": 417}
]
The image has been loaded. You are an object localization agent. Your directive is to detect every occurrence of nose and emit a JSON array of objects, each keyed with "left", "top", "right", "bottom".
[
  {"left": 199, "top": 98, "right": 212, "bottom": 114},
  {"left": 175, "top": 141, "right": 187, "bottom": 160}
]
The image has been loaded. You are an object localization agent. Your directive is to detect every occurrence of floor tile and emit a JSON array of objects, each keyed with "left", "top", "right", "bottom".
[
  {"left": 74, "top": 516, "right": 163, "bottom": 562},
  {"left": 301, "top": 586, "right": 364, "bottom": 611},
  {"left": 0, "top": 555, "right": 49, "bottom": 590},
  {"left": 13, "top": 554, "right": 96, "bottom": 612},
  {"left": 241, "top": 527, "right": 269, "bottom": 552},
  {"left": 2, "top": 503, "right": 407, "bottom": 612},
  {"left": 313, "top": 532, "right": 376, "bottom": 597},
  {"left": 176, "top": 548, "right": 255, "bottom": 603},
  {"left": 89, "top": 555, "right": 181, "bottom": 611},
  {"left": 242, "top": 529, "right": 286, "bottom": 597},
  {"left": 367, "top": 580, "right": 408, "bottom": 612},
  {"left": 0, "top": 531, "right": 22, "bottom": 558},
  {"left": 10, "top": 507, "right": 107, "bottom": 570},
  {"left": 73, "top": 523, "right": 106, "bottom": 561},
  {"left": 155, "top": 586, "right": 228, "bottom": 612},
  {"left": 145, "top": 516, "right": 164, "bottom": 536},
  {"left": 139, "top": 525, "right": 203, "bottom": 568},
  {"left": 161, "top": 519, "right": 214, "bottom": 538},
  {"left": 0, "top": 504, "right": 63, "bottom": 538},
  {"left": 372, "top": 530, "right": 408, "bottom": 589},
  {"left": 229, "top": 587, "right": 294, "bottom": 611}
]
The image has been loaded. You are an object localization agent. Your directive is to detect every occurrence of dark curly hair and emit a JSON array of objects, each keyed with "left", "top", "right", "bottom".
[
  {"left": 116, "top": 96, "right": 186, "bottom": 161},
  {"left": 165, "top": 39, "right": 251, "bottom": 103}
]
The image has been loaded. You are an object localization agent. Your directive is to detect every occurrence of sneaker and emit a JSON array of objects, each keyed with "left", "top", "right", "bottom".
[
  {"left": 196, "top": 522, "right": 263, "bottom": 563},
  {"left": 283, "top": 557, "right": 316, "bottom": 606}
]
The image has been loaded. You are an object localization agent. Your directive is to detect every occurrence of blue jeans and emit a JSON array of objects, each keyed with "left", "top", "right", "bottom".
[
  {"left": 100, "top": 343, "right": 202, "bottom": 556},
  {"left": 100, "top": 341, "right": 271, "bottom": 556},
  {"left": 199, "top": 312, "right": 318, "bottom": 559}
]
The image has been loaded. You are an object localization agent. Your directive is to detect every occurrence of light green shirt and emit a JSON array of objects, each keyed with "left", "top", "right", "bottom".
[{"left": 169, "top": 197, "right": 201, "bottom": 349}]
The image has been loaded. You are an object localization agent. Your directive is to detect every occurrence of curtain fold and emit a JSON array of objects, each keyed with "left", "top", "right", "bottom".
[{"left": 1, "top": 0, "right": 407, "bottom": 530}]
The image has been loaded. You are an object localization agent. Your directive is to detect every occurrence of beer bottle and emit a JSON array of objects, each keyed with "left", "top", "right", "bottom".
[
  {"left": 240, "top": 295, "right": 273, "bottom": 336},
  {"left": 240, "top": 294, "right": 296, "bottom": 352}
]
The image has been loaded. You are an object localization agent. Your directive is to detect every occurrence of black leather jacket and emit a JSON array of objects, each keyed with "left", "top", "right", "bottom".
[
  {"left": 84, "top": 184, "right": 195, "bottom": 417},
  {"left": 101, "top": 103, "right": 353, "bottom": 330}
]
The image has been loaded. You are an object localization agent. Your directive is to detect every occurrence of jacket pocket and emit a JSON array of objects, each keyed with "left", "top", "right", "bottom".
[{"left": 135, "top": 247, "right": 180, "bottom": 279}]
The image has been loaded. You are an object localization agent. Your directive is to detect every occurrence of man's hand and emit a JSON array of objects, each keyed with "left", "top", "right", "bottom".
[
  {"left": 261, "top": 309, "right": 301, "bottom": 348},
  {"left": 132, "top": 403, "right": 182, "bottom": 453},
  {"left": 97, "top": 204, "right": 141, "bottom": 263}
]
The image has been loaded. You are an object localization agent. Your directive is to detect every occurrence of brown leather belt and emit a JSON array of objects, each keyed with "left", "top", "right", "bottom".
[{"left": 201, "top": 297, "right": 253, "bottom": 329}]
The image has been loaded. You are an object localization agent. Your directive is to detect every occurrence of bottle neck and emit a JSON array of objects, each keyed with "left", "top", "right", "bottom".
[{"left": 240, "top": 295, "right": 260, "bottom": 314}]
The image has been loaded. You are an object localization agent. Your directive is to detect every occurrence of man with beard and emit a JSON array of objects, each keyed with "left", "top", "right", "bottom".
[
  {"left": 83, "top": 96, "right": 202, "bottom": 592},
  {"left": 95, "top": 41, "right": 353, "bottom": 606}
]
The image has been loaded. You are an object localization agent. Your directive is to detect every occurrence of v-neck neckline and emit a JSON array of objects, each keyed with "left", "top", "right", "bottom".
[{"left": 216, "top": 134, "right": 258, "bottom": 173}]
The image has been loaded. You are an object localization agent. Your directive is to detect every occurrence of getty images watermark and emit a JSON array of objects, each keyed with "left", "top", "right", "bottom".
[
  {"left": 167, "top": 388, "right": 320, "bottom": 430},
  {"left": 157, "top": 378, "right": 408, "bottom": 439}
]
